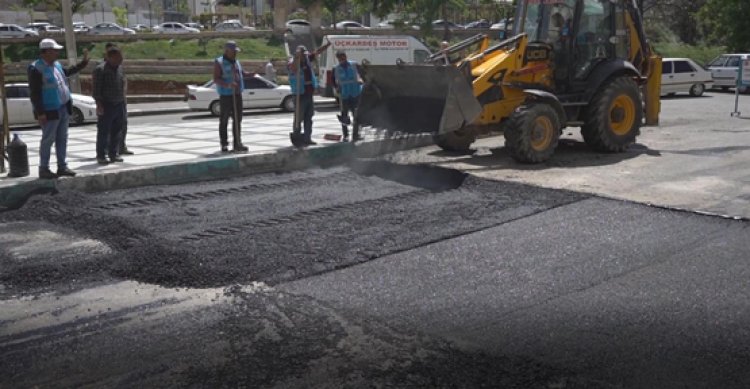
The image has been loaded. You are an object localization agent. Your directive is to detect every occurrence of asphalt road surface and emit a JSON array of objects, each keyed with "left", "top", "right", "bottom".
[{"left": 2, "top": 91, "right": 750, "bottom": 388}]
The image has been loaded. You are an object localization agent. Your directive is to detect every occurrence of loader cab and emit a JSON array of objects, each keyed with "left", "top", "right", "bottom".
[{"left": 518, "top": 0, "right": 630, "bottom": 89}]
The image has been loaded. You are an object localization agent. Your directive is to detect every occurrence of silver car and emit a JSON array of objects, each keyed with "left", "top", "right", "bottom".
[
  {"left": 153, "top": 22, "right": 200, "bottom": 34},
  {"left": 89, "top": 22, "right": 136, "bottom": 35},
  {"left": 0, "top": 23, "right": 38, "bottom": 38}
]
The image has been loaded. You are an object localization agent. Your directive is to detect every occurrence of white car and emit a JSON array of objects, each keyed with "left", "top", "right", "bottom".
[
  {"left": 153, "top": 22, "right": 200, "bottom": 34},
  {"left": 89, "top": 23, "right": 136, "bottom": 35},
  {"left": 186, "top": 74, "right": 294, "bottom": 116},
  {"left": 661, "top": 58, "right": 714, "bottom": 97},
  {"left": 285, "top": 19, "right": 311, "bottom": 34},
  {"left": 0, "top": 83, "right": 97, "bottom": 127},
  {"left": 0, "top": 24, "right": 38, "bottom": 38},
  {"left": 707, "top": 53, "right": 750, "bottom": 93},
  {"left": 73, "top": 22, "right": 90, "bottom": 33},
  {"left": 214, "top": 21, "right": 254, "bottom": 32},
  {"left": 333, "top": 21, "right": 369, "bottom": 30}
]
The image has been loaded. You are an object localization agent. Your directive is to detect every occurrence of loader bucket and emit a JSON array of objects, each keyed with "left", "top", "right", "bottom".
[{"left": 356, "top": 64, "right": 482, "bottom": 135}]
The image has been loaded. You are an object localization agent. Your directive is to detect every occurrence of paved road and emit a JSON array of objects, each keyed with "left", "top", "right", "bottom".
[
  {"left": 390, "top": 91, "right": 750, "bottom": 219},
  {"left": 2, "top": 91, "right": 750, "bottom": 388}
]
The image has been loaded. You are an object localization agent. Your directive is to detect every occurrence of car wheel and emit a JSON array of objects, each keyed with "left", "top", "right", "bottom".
[
  {"left": 282, "top": 95, "right": 295, "bottom": 112},
  {"left": 689, "top": 83, "right": 705, "bottom": 97},
  {"left": 721, "top": 86, "right": 730, "bottom": 92},
  {"left": 209, "top": 100, "right": 221, "bottom": 116},
  {"left": 70, "top": 107, "right": 84, "bottom": 125}
]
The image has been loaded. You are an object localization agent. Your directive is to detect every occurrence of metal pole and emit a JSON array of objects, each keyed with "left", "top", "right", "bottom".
[
  {"left": 61, "top": 0, "right": 81, "bottom": 93},
  {"left": 0, "top": 44, "right": 9, "bottom": 174}
]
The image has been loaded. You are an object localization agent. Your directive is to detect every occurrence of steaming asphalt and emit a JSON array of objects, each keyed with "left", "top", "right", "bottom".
[{"left": 2, "top": 157, "right": 749, "bottom": 388}]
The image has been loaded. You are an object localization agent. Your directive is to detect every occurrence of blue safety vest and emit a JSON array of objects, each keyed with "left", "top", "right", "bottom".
[
  {"left": 215, "top": 56, "right": 244, "bottom": 96},
  {"left": 288, "top": 56, "right": 318, "bottom": 95},
  {"left": 334, "top": 60, "right": 361, "bottom": 99},
  {"left": 30, "top": 59, "right": 68, "bottom": 111}
]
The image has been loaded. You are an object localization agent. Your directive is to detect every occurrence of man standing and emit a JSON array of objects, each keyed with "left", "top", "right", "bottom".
[
  {"left": 93, "top": 44, "right": 126, "bottom": 164},
  {"left": 28, "top": 38, "right": 89, "bottom": 179},
  {"left": 332, "top": 50, "right": 362, "bottom": 142},
  {"left": 213, "top": 41, "right": 247, "bottom": 153},
  {"left": 288, "top": 42, "right": 330, "bottom": 146},
  {"left": 264, "top": 58, "right": 277, "bottom": 83}
]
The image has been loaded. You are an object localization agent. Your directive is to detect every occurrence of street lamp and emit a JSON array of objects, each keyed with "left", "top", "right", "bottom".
[{"left": 149, "top": 0, "right": 153, "bottom": 29}]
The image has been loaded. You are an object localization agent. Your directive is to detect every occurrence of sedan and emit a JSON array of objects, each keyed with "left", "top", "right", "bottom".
[
  {"left": 432, "top": 20, "right": 462, "bottom": 30},
  {"left": 661, "top": 57, "right": 714, "bottom": 97},
  {"left": 333, "top": 21, "right": 369, "bottom": 30},
  {"left": 285, "top": 19, "right": 311, "bottom": 34},
  {"left": 186, "top": 75, "right": 294, "bottom": 116},
  {"left": 0, "top": 83, "right": 97, "bottom": 127},
  {"left": 37, "top": 25, "right": 65, "bottom": 35},
  {"left": 0, "top": 24, "right": 38, "bottom": 38},
  {"left": 214, "top": 21, "right": 255, "bottom": 32},
  {"left": 89, "top": 23, "right": 136, "bottom": 35},
  {"left": 153, "top": 22, "right": 200, "bottom": 34},
  {"left": 464, "top": 20, "right": 490, "bottom": 29}
]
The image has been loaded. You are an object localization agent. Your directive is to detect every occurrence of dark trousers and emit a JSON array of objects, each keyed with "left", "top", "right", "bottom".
[
  {"left": 119, "top": 113, "right": 128, "bottom": 151},
  {"left": 219, "top": 94, "right": 243, "bottom": 148},
  {"left": 340, "top": 96, "right": 360, "bottom": 139},
  {"left": 293, "top": 93, "right": 314, "bottom": 141},
  {"left": 96, "top": 101, "right": 125, "bottom": 159}
]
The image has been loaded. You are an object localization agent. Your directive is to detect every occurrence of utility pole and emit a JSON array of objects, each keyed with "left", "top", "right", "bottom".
[
  {"left": 61, "top": 0, "right": 81, "bottom": 93},
  {"left": 0, "top": 44, "right": 8, "bottom": 174}
]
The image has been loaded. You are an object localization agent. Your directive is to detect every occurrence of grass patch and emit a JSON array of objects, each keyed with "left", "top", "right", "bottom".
[
  {"left": 2, "top": 37, "right": 286, "bottom": 62},
  {"left": 653, "top": 43, "right": 726, "bottom": 67}
]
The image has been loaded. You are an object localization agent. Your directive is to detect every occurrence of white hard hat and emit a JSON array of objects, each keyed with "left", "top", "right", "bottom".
[{"left": 39, "top": 38, "right": 64, "bottom": 50}]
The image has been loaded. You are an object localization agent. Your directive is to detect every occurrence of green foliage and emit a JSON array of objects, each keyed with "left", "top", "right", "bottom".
[
  {"left": 112, "top": 6, "right": 128, "bottom": 27},
  {"left": 73, "top": 38, "right": 287, "bottom": 60},
  {"left": 698, "top": 0, "right": 750, "bottom": 51},
  {"left": 653, "top": 42, "right": 725, "bottom": 66}
]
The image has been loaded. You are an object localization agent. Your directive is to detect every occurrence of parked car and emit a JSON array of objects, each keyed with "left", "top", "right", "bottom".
[
  {"left": 214, "top": 21, "right": 255, "bottom": 32},
  {"left": 186, "top": 74, "right": 294, "bottom": 116},
  {"left": 25, "top": 22, "right": 51, "bottom": 32},
  {"left": 375, "top": 20, "right": 420, "bottom": 30},
  {"left": 661, "top": 58, "right": 714, "bottom": 97},
  {"left": 285, "top": 19, "right": 311, "bottom": 34},
  {"left": 88, "top": 22, "right": 136, "bottom": 35},
  {"left": 464, "top": 19, "right": 490, "bottom": 29},
  {"left": 184, "top": 22, "right": 205, "bottom": 30},
  {"left": 153, "top": 22, "right": 200, "bottom": 34},
  {"left": 0, "top": 83, "right": 96, "bottom": 127},
  {"left": 36, "top": 25, "right": 64, "bottom": 35},
  {"left": 333, "top": 20, "right": 369, "bottom": 30},
  {"left": 707, "top": 53, "right": 750, "bottom": 93},
  {"left": 72, "top": 21, "right": 90, "bottom": 33},
  {"left": 432, "top": 20, "right": 462, "bottom": 30},
  {"left": 0, "top": 23, "right": 38, "bottom": 38},
  {"left": 129, "top": 24, "right": 150, "bottom": 32}
]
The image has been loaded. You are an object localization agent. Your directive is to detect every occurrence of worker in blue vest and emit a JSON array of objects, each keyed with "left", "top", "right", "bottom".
[
  {"left": 213, "top": 40, "right": 248, "bottom": 153},
  {"left": 332, "top": 50, "right": 363, "bottom": 142},
  {"left": 28, "top": 38, "right": 89, "bottom": 179},
  {"left": 288, "top": 42, "right": 330, "bottom": 146}
]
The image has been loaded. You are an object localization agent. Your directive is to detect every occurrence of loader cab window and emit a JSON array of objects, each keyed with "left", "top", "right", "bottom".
[
  {"left": 574, "top": 0, "right": 615, "bottom": 79},
  {"left": 414, "top": 49, "right": 430, "bottom": 64}
]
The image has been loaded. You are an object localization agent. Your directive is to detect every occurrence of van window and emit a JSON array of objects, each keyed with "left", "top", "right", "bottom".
[
  {"left": 674, "top": 60, "right": 694, "bottom": 73},
  {"left": 662, "top": 61, "right": 672, "bottom": 74},
  {"left": 727, "top": 56, "right": 741, "bottom": 67},
  {"left": 708, "top": 56, "right": 728, "bottom": 67},
  {"left": 414, "top": 49, "right": 430, "bottom": 63}
]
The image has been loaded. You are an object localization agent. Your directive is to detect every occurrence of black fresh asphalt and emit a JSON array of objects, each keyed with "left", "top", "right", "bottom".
[{"left": 1, "top": 161, "right": 749, "bottom": 388}]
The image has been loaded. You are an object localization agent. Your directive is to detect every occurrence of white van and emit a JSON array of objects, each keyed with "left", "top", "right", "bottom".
[
  {"left": 707, "top": 53, "right": 750, "bottom": 93},
  {"left": 317, "top": 35, "right": 432, "bottom": 97}
]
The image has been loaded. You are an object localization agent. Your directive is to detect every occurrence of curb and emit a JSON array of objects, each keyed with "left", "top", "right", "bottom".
[
  {"left": 0, "top": 135, "right": 433, "bottom": 209},
  {"left": 127, "top": 107, "right": 193, "bottom": 117}
]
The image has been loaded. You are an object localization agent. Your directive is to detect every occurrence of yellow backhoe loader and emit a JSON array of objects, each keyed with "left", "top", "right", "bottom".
[{"left": 356, "top": 0, "right": 661, "bottom": 163}]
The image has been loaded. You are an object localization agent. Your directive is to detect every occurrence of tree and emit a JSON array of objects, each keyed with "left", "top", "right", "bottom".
[
  {"left": 698, "top": 0, "right": 750, "bottom": 51},
  {"left": 112, "top": 6, "right": 128, "bottom": 27},
  {"left": 323, "top": 0, "right": 345, "bottom": 28},
  {"left": 45, "top": 0, "right": 91, "bottom": 14}
]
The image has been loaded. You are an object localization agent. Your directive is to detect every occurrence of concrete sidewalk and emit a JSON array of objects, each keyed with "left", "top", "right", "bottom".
[{"left": 0, "top": 108, "right": 430, "bottom": 208}]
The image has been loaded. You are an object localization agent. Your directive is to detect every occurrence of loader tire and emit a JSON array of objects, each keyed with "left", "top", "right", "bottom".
[
  {"left": 504, "top": 103, "right": 561, "bottom": 163},
  {"left": 434, "top": 129, "right": 477, "bottom": 152},
  {"left": 582, "top": 76, "right": 642, "bottom": 152}
]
